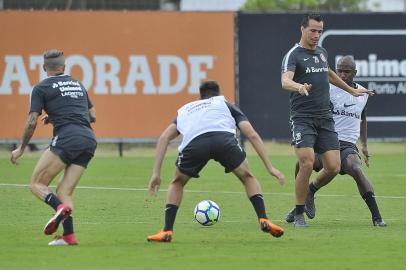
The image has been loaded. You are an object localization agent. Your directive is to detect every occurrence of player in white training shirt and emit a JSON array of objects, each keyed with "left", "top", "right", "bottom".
[
  {"left": 147, "top": 81, "right": 286, "bottom": 242},
  {"left": 286, "top": 56, "right": 386, "bottom": 227}
]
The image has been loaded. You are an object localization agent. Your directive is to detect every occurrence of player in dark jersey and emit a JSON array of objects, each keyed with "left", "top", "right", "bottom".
[
  {"left": 10, "top": 49, "right": 97, "bottom": 245},
  {"left": 281, "top": 14, "right": 373, "bottom": 227},
  {"left": 147, "top": 80, "right": 285, "bottom": 242},
  {"left": 285, "top": 56, "right": 386, "bottom": 227}
]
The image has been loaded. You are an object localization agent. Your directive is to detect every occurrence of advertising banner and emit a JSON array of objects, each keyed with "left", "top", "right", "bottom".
[{"left": 0, "top": 11, "right": 235, "bottom": 140}]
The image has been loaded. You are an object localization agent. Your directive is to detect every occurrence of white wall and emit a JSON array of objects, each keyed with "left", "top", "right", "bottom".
[{"left": 181, "top": 0, "right": 246, "bottom": 11}]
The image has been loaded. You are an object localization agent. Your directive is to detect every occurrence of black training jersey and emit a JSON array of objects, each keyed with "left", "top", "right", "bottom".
[
  {"left": 30, "top": 74, "right": 94, "bottom": 134},
  {"left": 281, "top": 44, "right": 332, "bottom": 119}
]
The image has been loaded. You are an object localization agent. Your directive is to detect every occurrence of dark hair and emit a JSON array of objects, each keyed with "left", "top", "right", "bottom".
[
  {"left": 199, "top": 80, "right": 220, "bottom": 99},
  {"left": 43, "top": 49, "right": 65, "bottom": 70},
  {"left": 301, "top": 13, "right": 324, "bottom": 28}
]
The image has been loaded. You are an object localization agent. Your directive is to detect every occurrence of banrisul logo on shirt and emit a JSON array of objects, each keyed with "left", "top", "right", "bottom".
[
  {"left": 52, "top": 80, "right": 84, "bottom": 98},
  {"left": 305, "top": 66, "right": 328, "bottom": 74}
]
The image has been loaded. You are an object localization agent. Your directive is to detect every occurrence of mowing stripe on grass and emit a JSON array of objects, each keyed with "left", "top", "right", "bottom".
[{"left": 1, "top": 183, "right": 406, "bottom": 200}]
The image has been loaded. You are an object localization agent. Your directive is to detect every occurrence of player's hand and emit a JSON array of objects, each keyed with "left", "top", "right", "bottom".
[
  {"left": 352, "top": 87, "right": 374, "bottom": 97},
  {"left": 269, "top": 167, "right": 285, "bottom": 186},
  {"left": 298, "top": 83, "right": 312, "bottom": 96},
  {"left": 41, "top": 114, "right": 51, "bottom": 125},
  {"left": 148, "top": 174, "right": 161, "bottom": 196},
  {"left": 361, "top": 147, "right": 370, "bottom": 167},
  {"left": 10, "top": 146, "right": 24, "bottom": 165}
]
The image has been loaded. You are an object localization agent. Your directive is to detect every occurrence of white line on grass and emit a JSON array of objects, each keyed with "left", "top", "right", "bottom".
[{"left": 1, "top": 183, "right": 406, "bottom": 199}]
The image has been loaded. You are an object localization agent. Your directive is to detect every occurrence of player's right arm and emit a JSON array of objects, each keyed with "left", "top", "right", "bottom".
[
  {"left": 281, "top": 50, "right": 312, "bottom": 95},
  {"left": 281, "top": 71, "right": 312, "bottom": 96},
  {"left": 237, "top": 120, "right": 285, "bottom": 186},
  {"left": 148, "top": 123, "right": 179, "bottom": 196},
  {"left": 10, "top": 86, "right": 43, "bottom": 165},
  {"left": 10, "top": 112, "right": 40, "bottom": 165}
]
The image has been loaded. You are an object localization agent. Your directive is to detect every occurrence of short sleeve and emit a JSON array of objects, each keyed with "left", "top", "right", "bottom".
[
  {"left": 281, "top": 49, "right": 297, "bottom": 73},
  {"left": 29, "top": 86, "right": 44, "bottom": 114},
  {"left": 225, "top": 102, "right": 248, "bottom": 124}
]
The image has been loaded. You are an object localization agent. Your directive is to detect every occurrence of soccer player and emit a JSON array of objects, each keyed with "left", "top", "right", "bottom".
[
  {"left": 285, "top": 55, "right": 386, "bottom": 227},
  {"left": 147, "top": 80, "right": 285, "bottom": 242},
  {"left": 10, "top": 49, "right": 97, "bottom": 245},
  {"left": 281, "top": 13, "right": 372, "bottom": 227}
]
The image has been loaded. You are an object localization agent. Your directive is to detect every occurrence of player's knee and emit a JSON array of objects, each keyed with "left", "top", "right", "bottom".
[
  {"left": 348, "top": 165, "right": 363, "bottom": 178},
  {"left": 171, "top": 176, "right": 188, "bottom": 187},
  {"left": 238, "top": 169, "right": 255, "bottom": 183},
  {"left": 326, "top": 164, "right": 340, "bottom": 176},
  {"left": 29, "top": 182, "right": 41, "bottom": 195},
  {"left": 299, "top": 159, "right": 314, "bottom": 173}
]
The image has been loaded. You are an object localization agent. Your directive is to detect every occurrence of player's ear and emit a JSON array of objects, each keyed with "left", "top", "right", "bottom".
[
  {"left": 42, "top": 64, "right": 47, "bottom": 72},
  {"left": 354, "top": 69, "right": 357, "bottom": 76}
]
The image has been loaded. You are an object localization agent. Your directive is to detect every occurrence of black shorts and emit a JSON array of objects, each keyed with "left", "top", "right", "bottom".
[
  {"left": 338, "top": 140, "right": 360, "bottom": 175},
  {"left": 290, "top": 117, "right": 339, "bottom": 154},
  {"left": 50, "top": 134, "right": 97, "bottom": 168},
  {"left": 314, "top": 140, "right": 360, "bottom": 175},
  {"left": 176, "top": 132, "right": 246, "bottom": 178}
]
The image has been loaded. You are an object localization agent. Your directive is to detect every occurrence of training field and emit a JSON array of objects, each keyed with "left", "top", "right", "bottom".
[{"left": 1, "top": 142, "right": 405, "bottom": 270}]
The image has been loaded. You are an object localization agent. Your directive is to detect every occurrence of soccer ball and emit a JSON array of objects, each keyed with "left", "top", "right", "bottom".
[{"left": 194, "top": 200, "right": 220, "bottom": 226}]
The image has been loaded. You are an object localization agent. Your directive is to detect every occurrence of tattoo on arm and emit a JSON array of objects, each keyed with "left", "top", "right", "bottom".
[{"left": 21, "top": 113, "right": 39, "bottom": 150}]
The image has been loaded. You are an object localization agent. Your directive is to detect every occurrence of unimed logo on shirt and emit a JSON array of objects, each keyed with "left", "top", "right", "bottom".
[{"left": 0, "top": 54, "right": 215, "bottom": 95}]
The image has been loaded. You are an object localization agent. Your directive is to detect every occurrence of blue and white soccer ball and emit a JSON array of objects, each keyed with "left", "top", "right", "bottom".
[{"left": 194, "top": 200, "right": 220, "bottom": 226}]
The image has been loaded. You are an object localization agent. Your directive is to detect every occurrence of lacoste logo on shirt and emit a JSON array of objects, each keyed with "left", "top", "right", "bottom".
[{"left": 343, "top": 103, "right": 356, "bottom": 108}]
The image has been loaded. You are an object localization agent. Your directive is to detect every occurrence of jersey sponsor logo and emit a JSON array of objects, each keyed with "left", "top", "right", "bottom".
[
  {"left": 0, "top": 54, "right": 215, "bottom": 95},
  {"left": 305, "top": 66, "right": 329, "bottom": 74},
  {"left": 52, "top": 80, "right": 85, "bottom": 99},
  {"left": 343, "top": 103, "right": 356, "bottom": 108},
  {"left": 332, "top": 109, "right": 360, "bottom": 119}
]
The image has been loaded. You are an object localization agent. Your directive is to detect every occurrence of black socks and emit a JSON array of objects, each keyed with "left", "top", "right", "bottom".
[
  {"left": 163, "top": 204, "right": 179, "bottom": 231},
  {"left": 44, "top": 193, "right": 62, "bottom": 211},
  {"left": 63, "top": 216, "right": 74, "bottom": 236},
  {"left": 249, "top": 194, "right": 267, "bottom": 219},
  {"left": 45, "top": 193, "right": 74, "bottom": 235},
  {"left": 362, "top": 192, "right": 382, "bottom": 220},
  {"left": 309, "top": 182, "right": 319, "bottom": 195},
  {"left": 295, "top": 204, "right": 305, "bottom": 215}
]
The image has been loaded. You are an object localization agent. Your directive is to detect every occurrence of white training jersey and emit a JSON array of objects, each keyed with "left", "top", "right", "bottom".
[
  {"left": 330, "top": 83, "right": 368, "bottom": 144},
  {"left": 176, "top": 96, "right": 237, "bottom": 151}
]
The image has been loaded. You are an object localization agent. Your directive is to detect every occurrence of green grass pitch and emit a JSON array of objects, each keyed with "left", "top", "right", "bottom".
[{"left": 1, "top": 143, "right": 405, "bottom": 270}]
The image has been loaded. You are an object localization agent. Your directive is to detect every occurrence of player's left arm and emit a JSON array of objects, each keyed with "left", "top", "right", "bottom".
[
  {"left": 85, "top": 89, "right": 96, "bottom": 123},
  {"left": 360, "top": 108, "right": 370, "bottom": 167},
  {"left": 10, "top": 112, "right": 40, "bottom": 165},
  {"left": 89, "top": 107, "right": 96, "bottom": 123},
  {"left": 328, "top": 69, "right": 374, "bottom": 97}
]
